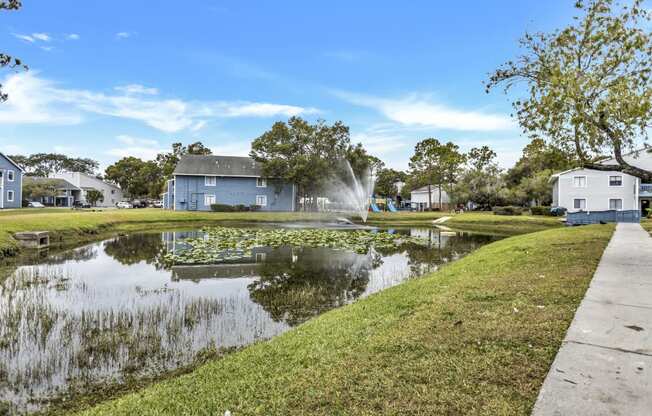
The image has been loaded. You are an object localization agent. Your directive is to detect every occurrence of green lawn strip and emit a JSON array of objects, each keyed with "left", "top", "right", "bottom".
[
  {"left": 367, "top": 211, "right": 561, "bottom": 235},
  {"left": 77, "top": 224, "right": 612, "bottom": 416},
  {"left": 642, "top": 219, "right": 652, "bottom": 235}
]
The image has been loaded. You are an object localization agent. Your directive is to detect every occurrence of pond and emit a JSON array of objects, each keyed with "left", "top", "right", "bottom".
[{"left": 0, "top": 225, "right": 500, "bottom": 414}]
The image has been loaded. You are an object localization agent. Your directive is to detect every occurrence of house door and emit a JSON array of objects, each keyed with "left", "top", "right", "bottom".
[
  {"left": 642, "top": 199, "right": 651, "bottom": 217},
  {"left": 189, "top": 193, "right": 200, "bottom": 211}
]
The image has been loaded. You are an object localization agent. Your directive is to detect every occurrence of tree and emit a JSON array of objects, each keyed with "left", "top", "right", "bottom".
[
  {"left": 449, "top": 146, "right": 508, "bottom": 209},
  {"left": 9, "top": 153, "right": 99, "bottom": 176},
  {"left": 408, "top": 138, "right": 466, "bottom": 209},
  {"left": 250, "top": 117, "right": 373, "bottom": 211},
  {"left": 105, "top": 157, "right": 163, "bottom": 199},
  {"left": 156, "top": 141, "right": 213, "bottom": 179},
  {"left": 488, "top": 0, "right": 652, "bottom": 181},
  {"left": 1, "top": 1, "right": 27, "bottom": 102},
  {"left": 22, "top": 179, "right": 59, "bottom": 202},
  {"left": 85, "top": 189, "right": 104, "bottom": 206},
  {"left": 505, "top": 138, "right": 575, "bottom": 187},
  {"left": 467, "top": 146, "right": 497, "bottom": 171},
  {"left": 374, "top": 168, "right": 407, "bottom": 197}
]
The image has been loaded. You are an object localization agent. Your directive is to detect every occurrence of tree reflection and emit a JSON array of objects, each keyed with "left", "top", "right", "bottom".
[
  {"left": 103, "top": 233, "right": 166, "bottom": 269},
  {"left": 248, "top": 247, "right": 374, "bottom": 326}
]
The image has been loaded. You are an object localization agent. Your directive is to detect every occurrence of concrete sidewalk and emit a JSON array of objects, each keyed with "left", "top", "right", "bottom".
[{"left": 532, "top": 223, "right": 652, "bottom": 416}]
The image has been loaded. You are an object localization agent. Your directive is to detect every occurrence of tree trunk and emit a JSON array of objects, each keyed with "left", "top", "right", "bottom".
[
  {"left": 427, "top": 184, "right": 432, "bottom": 211},
  {"left": 438, "top": 182, "right": 443, "bottom": 210}
]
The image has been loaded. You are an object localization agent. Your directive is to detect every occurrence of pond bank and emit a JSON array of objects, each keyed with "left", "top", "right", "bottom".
[
  {"left": 76, "top": 225, "right": 613, "bottom": 416},
  {"left": 0, "top": 210, "right": 561, "bottom": 261}
]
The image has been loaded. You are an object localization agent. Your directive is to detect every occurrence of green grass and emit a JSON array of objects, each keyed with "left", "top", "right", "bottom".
[
  {"left": 642, "top": 218, "right": 652, "bottom": 235},
  {"left": 0, "top": 209, "right": 561, "bottom": 260},
  {"left": 76, "top": 224, "right": 613, "bottom": 416},
  {"left": 367, "top": 211, "right": 562, "bottom": 235}
]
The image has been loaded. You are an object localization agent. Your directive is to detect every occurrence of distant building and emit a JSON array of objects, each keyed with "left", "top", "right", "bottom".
[
  {"left": 163, "top": 155, "right": 295, "bottom": 211},
  {"left": 550, "top": 149, "right": 652, "bottom": 224},
  {"left": 51, "top": 172, "right": 123, "bottom": 207},
  {"left": 24, "top": 177, "right": 81, "bottom": 207},
  {"left": 410, "top": 185, "right": 450, "bottom": 211},
  {"left": 0, "top": 152, "right": 24, "bottom": 209}
]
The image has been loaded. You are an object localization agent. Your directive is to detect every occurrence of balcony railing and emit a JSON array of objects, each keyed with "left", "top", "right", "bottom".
[{"left": 641, "top": 184, "right": 652, "bottom": 195}]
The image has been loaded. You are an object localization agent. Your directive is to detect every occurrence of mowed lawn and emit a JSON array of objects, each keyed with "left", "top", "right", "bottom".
[
  {"left": 75, "top": 224, "right": 613, "bottom": 416},
  {"left": 0, "top": 209, "right": 561, "bottom": 259}
]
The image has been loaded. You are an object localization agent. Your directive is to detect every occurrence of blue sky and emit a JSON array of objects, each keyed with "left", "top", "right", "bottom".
[{"left": 0, "top": 0, "right": 578, "bottom": 171}]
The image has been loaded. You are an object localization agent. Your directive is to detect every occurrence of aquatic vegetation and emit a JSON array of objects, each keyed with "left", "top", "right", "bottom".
[{"left": 164, "top": 227, "right": 425, "bottom": 265}]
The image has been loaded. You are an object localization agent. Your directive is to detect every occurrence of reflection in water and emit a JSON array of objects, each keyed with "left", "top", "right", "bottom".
[{"left": 0, "top": 227, "right": 499, "bottom": 414}]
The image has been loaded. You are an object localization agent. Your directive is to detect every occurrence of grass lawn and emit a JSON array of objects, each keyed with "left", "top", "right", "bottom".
[
  {"left": 642, "top": 218, "right": 652, "bottom": 235},
  {"left": 75, "top": 224, "right": 613, "bottom": 416},
  {"left": 0, "top": 209, "right": 561, "bottom": 260}
]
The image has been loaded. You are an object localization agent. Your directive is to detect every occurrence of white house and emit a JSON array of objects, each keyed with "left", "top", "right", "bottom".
[
  {"left": 410, "top": 185, "right": 450, "bottom": 211},
  {"left": 51, "top": 171, "right": 123, "bottom": 207},
  {"left": 550, "top": 149, "right": 652, "bottom": 223}
]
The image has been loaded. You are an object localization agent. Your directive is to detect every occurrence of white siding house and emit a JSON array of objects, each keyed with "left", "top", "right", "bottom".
[
  {"left": 410, "top": 185, "right": 450, "bottom": 211},
  {"left": 550, "top": 149, "right": 652, "bottom": 223},
  {"left": 51, "top": 172, "right": 123, "bottom": 207}
]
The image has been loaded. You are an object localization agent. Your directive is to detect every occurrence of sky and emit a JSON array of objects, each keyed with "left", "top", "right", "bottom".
[{"left": 0, "top": 0, "right": 581, "bottom": 172}]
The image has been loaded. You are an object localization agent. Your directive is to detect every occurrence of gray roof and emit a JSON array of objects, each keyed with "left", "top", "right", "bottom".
[
  {"left": 24, "top": 176, "right": 80, "bottom": 190},
  {"left": 173, "top": 155, "right": 262, "bottom": 177}
]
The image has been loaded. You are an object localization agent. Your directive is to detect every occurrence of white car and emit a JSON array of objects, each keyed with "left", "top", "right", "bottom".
[
  {"left": 28, "top": 201, "right": 45, "bottom": 208},
  {"left": 116, "top": 201, "right": 133, "bottom": 209}
]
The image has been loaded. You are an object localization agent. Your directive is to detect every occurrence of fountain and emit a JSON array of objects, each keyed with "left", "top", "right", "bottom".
[{"left": 333, "top": 160, "right": 377, "bottom": 223}]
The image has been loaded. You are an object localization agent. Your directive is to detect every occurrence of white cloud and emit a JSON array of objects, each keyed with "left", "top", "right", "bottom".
[
  {"left": 0, "top": 72, "right": 318, "bottom": 133},
  {"left": 351, "top": 132, "right": 408, "bottom": 156},
  {"left": 191, "top": 120, "right": 207, "bottom": 132},
  {"left": 334, "top": 91, "right": 513, "bottom": 132},
  {"left": 210, "top": 141, "right": 251, "bottom": 157},
  {"left": 40, "top": 46, "right": 54, "bottom": 52},
  {"left": 114, "top": 84, "right": 159, "bottom": 95},
  {"left": 66, "top": 33, "right": 80, "bottom": 40},
  {"left": 32, "top": 33, "right": 51, "bottom": 42},
  {"left": 0, "top": 143, "right": 25, "bottom": 155},
  {"left": 13, "top": 34, "right": 34, "bottom": 43},
  {"left": 116, "top": 32, "right": 132, "bottom": 39},
  {"left": 108, "top": 135, "right": 165, "bottom": 160}
]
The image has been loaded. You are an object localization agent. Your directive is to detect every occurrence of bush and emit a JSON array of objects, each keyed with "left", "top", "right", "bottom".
[
  {"left": 530, "top": 206, "right": 554, "bottom": 216},
  {"left": 210, "top": 204, "right": 235, "bottom": 212},
  {"left": 492, "top": 206, "right": 523, "bottom": 216}
]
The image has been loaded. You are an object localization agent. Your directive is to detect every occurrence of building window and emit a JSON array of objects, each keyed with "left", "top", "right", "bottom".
[
  {"left": 256, "top": 177, "right": 267, "bottom": 188},
  {"left": 7, "top": 190, "right": 14, "bottom": 202},
  {"left": 255, "top": 252, "right": 267, "bottom": 262},
  {"left": 609, "top": 199, "right": 623, "bottom": 210},
  {"left": 7, "top": 170, "right": 14, "bottom": 182},
  {"left": 204, "top": 194, "right": 216, "bottom": 206},
  {"left": 205, "top": 176, "right": 217, "bottom": 186},
  {"left": 573, "top": 198, "right": 587, "bottom": 210},
  {"left": 573, "top": 176, "right": 587, "bottom": 188},
  {"left": 256, "top": 195, "right": 267, "bottom": 206},
  {"left": 609, "top": 175, "right": 623, "bottom": 187}
]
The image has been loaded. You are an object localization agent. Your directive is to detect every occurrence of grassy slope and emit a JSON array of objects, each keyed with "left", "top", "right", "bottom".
[
  {"left": 78, "top": 224, "right": 613, "bottom": 416},
  {"left": 0, "top": 209, "right": 561, "bottom": 259}
]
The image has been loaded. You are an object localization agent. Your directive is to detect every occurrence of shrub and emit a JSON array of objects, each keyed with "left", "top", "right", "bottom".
[
  {"left": 492, "top": 206, "right": 523, "bottom": 216},
  {"left": 530, "top": 206, "right": 554, "bottom": 216},
  {"left": 210, "top": 204, "right": 235, "bottom": 212}
]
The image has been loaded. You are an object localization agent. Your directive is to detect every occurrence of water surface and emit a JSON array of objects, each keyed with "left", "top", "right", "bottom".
[{"left": 0, "top": 226, "right": 499, "bottom": 413}]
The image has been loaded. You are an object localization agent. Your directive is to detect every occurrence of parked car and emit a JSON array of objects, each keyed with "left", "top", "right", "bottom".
[
  {"left": 72, "top": 201, "right": 92, "bottom": 209},
  {"left": 27, "top": 201, "right": 45, "bottom": 208},
  {"left": 116, "top": 201, "right": 133, "bottom": 209},
  {"left": 151, "top": 200, "right": 163, "bottom": 208},
  {"left": 550, "top": 206, "right": 567, "bottom": 217},
  {"left": 130, "top": 200, "right": 148, "bottom": 208}
]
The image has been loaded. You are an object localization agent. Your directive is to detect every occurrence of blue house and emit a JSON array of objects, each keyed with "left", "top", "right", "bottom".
[
  {"left": 163, "top": 155, "right": 295, "bottom": 211},
  {"left": 0, "top": 152, "right": 24, "bottom": 209}
]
